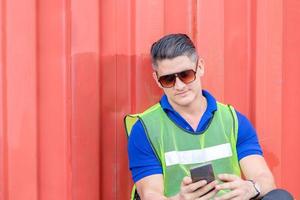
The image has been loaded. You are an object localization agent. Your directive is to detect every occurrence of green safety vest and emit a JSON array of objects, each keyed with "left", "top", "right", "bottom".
[{"left": 124, "top": 102, "right": 241, "bottom": 199}]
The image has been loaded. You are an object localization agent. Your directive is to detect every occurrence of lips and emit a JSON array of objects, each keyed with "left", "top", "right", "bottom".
[{"left": 176, "top": 91, "right": 189, "bottom": 96}]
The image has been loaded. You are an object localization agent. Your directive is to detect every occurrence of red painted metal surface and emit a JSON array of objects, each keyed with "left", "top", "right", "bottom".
[{"left": 0, "top": 0, "right": 299, "bottom": 199}]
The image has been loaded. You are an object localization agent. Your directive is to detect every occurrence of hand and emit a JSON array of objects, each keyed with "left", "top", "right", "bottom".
[
  {"left": 177, "top": 176, "right": 218, "bottom": 200},
  {"left": 214, "top": 174, "right": 257, "bottom": 200}
]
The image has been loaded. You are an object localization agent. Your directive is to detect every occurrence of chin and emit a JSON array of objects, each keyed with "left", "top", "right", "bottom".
[{"left": 173, "top": 95, "right": 195, "bottom": 107}]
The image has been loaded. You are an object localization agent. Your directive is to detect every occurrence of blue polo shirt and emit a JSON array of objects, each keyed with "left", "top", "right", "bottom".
[{"left": 127, "top": 90, "right": 262, "bottom": 183}]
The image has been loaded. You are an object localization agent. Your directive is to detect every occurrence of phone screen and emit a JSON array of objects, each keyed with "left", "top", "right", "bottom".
[{"left": 190, "top": 163, "right": 215, "bottom": 183}]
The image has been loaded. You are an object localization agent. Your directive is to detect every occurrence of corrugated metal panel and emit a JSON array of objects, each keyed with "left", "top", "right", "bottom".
[
  {"left": 0, "top": 0, "right": 299, "bottom": 199},
  {"left": 1, "top": 0, "right": 39, "bottom": 199},
  {"left": 282, "top": 0, "right": 300, "bottom": 195}
]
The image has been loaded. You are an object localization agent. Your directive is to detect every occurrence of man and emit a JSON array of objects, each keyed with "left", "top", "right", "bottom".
[{"left": 124, "top": 34, "right": 293, "bottom": 200}]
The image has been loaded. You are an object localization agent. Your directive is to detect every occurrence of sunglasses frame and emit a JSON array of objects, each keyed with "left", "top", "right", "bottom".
[{"left": 156, "top": 60, "right": 199, "bottom": 88}]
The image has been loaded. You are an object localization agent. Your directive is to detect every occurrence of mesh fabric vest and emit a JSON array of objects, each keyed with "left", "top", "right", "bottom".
[{"left": 124, "top": 102, "right": 241, "bottom": 198}]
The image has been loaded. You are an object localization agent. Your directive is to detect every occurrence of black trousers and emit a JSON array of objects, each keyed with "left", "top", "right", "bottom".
[
  {"left": 133, "top": 189, "right": 293, "bottom": 200},
  {"left": 262, "top": 189, "right": 294, "bottom": 200}
]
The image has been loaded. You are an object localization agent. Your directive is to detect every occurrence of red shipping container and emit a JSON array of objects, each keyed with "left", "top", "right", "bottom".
[{"left": 0, "top": 0, "right": 299, "bottom": 199}]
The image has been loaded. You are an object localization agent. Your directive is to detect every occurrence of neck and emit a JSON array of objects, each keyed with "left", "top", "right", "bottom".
[
  {"left": 170, "top": 93, "right": 207, "bottom": 131},
  {"left": 171, "top": 94, "right": 207, "bottom": 117}
]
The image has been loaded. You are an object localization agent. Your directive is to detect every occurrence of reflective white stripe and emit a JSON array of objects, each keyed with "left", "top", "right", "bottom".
[{"left": 164, "top": 143, "right": 232, "bottom": 167}]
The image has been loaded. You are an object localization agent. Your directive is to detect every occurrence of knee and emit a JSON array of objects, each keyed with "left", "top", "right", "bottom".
[{"left": 262, "top": 189, "right": 294, "bottom": 200}]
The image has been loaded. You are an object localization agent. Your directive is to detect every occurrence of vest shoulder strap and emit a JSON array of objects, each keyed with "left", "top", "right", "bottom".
[{"left": 124, "top": 103, "right": 161, "bottom": 137}]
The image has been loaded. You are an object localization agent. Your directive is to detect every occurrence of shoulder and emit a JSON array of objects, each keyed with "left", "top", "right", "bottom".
[
  {"left": 128, "top": 120, "right": 149, "bottom": 150},
  {"left": 235, "top": 110, "right": 255, "bottom": 134},
  {"left": 127, "top": 119, "right": 163, "bottom": 182},
  {"left": 215, "top": 102, "right": 238, "bottom": 124},
  {"left": 234, "top": 110, "right": 263, "bottom": 160}
]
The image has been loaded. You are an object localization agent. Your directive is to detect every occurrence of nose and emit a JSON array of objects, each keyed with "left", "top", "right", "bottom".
[{"left": 174, "top": 77, "right": 186, "bottom": 90}]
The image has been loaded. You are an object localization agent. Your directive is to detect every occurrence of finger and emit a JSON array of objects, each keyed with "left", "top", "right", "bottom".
[
  {"left": 230, "top": 197, "right": 241, "bottom": 200},
  {"left": 181, "top": 176, "right": 193, "bottom": 186},
  {"left": 195, "top": 189, "right": 218, "bottom": 200},
  {"left": 181, "top": 177, "right": 207, "bottom": 193},
  {"left": 194, "top": 180, "right": 218, "bottom": 197},
  {"left": 214, "top": 190, "right": 239, "bottom": 200},
  {"left": 217, "top": 174, "right": 239, "bottom": 182},
  {"left": 187, "top": 180, "right": 207, "bottom": 192},
  {"left": 215, "top": 181, "right": 239, "bottom": 190}
]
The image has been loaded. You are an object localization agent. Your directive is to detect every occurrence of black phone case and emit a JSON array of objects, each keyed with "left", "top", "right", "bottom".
[{"left": 190, "top": 163, "right": 215, "bottom": 183}]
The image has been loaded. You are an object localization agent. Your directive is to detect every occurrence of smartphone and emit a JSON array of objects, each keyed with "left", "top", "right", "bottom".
[{"left": 190, "top": 163, "right": 215, "bottom": 183}]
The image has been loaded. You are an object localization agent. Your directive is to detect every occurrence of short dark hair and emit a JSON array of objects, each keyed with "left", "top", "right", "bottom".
[{"left": 150, "top": 33, "right": 198, "bottom": 68}]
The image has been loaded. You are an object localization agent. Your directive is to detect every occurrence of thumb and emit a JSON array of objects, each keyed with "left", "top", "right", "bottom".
[{"left": 181, "top": 176, "right": 193, "bottom": 186}]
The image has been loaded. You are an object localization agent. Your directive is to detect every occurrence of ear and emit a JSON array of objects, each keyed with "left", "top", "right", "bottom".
[
  {"left": 198, "top": 58, "right": 205, "bottom": 76},
  {"left": 152, "top": 71, "right": 163, "bottom": 88}
]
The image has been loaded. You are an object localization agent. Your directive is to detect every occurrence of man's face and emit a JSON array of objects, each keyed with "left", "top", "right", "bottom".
[{"left": 153, "top": 55, "right": 204, "bottom": 107}]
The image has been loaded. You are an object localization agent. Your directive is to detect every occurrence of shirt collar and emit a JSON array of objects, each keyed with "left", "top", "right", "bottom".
[{"left": 160, "top": 90, "right": 217, "bottom": 114}]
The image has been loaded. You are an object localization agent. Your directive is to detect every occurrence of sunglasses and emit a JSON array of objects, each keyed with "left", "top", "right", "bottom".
[{"left": 156, "top": 62, "right": 198, "bottom": 88}]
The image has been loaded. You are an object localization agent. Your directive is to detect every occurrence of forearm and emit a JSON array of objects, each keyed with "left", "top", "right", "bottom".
[
  {"left": 251, "top": 171, "right": 276, "bottom": 197},
  {"left": 239, "top": 155, "right": 276, "bottom": 198},
  {"left": 139, "top": 191, "right": 179, "bottom": 200},
  {"left": 140, "top": 192, "right": 167, "bottom": 200}
]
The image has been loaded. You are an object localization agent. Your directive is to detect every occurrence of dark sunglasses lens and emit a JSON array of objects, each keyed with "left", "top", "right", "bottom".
[
  {"left": 178, "top": 70, "right": 196, "bottom": 84},
  {"left": 159, "top": 74, "right": 176, "bottom": 88}
]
